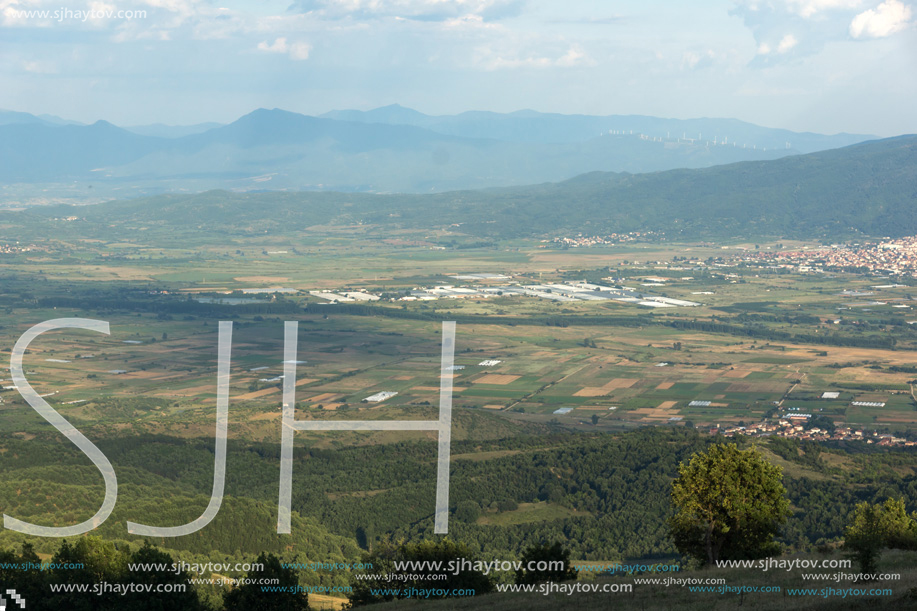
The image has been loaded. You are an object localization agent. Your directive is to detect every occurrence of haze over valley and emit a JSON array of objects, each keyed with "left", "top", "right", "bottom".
[{"left": 0, "top": 105, "right": 877, "bottom": 204}]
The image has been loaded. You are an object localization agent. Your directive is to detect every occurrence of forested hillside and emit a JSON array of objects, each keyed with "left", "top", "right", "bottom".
[
  {"left": 12, "top": 134, "right": 914, "bottom": 241},
  {"left": 3, "top": 429, "right": 917, "bottom": 565}
]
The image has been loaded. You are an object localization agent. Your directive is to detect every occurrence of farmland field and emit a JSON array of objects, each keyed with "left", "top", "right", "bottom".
[
  {"left": 4, "top": 227, "right": 917, "bottom": 437},
  {"left": 4, "top": 216, "right": 917, "bottom": 610}
]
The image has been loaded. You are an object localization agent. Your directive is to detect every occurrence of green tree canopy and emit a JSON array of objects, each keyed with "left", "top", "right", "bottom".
[
  {"left": 121, "top": 542, "right": 204, "bottom": 611},
  {"left": 223, "top": 552, "right": 309, "bottom": 611},
  {"left": 514, "top": 542, "right": 577, "bottom": 585},
  {"left": 844, "top": 498, "right": 917, "bottom": 575},
  {"left": 349, "top": 539, "right": 493, "bottom": 606},
  {"left": 670, "top": 443, "right": 790, "bottom": 566}
]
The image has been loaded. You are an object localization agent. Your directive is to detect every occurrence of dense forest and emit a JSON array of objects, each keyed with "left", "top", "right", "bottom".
[{"left": 4, "top": 428, "right": 917, "bottom": 566}]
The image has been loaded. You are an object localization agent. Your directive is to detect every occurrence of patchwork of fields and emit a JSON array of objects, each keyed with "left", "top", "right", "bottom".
[{"left": 3, "top": 303, "right": 916, "bottom": 437}]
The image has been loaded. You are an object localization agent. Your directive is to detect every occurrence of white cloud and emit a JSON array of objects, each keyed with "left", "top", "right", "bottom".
[
  {"left": 756, "top": 35, "right": 799, "bottom": 54},
  {"left": 89, "top": 1, "right": 116, "bottom": 14},
  {"left": 733, "top": 0, "right": 874, "bottom": 62},
  {"left": 111, "top": 26, "right": 173, "bottom": 41},
  {"left": 139, "top": 0, "right": 200, "bottom": 18},
  {"left": 257, "top": 37, "right": 287, "bottom": 53},
  {"left": 556, "top": 46, "right": 587, "bottom": 67},
  {"left": 784, "top": 0, "right": 863, "bottom": 18},
  {"left": 777, "top": 33, "right": 799, "bottom": 51},
  {"left": 681, "top": 49, "right": 718, "bottom": 69},
  {"left": 682, "top": 51, "right": 701, "bottom": 68},
  {"left": 442, "top": 13, "right": 499, "bottom": 30},
  {"left": 21, "top": 58, "right": 57, "bottom": 73},
  {"left": 849, "top": 0, "right": 913, "bottom": 37},
  {"left": 289, "top": 0, "right": 522, "bottom": 21},
  {"left": 735, "top": 0, "right": 862, "bottom": 18},
  {"left": 257, "top": 37, "right": 312, "bottom": 60},
  {"left": 288, "top": 41, "right": 313, "bottom": 59},
  {"left": 476, "top": 44, "right": 594, "bottom": 70}
]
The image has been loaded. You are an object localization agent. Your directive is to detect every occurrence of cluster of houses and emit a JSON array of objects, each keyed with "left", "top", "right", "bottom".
[
  {"left": 545, "top": 231, "right": 664, "bottom": 248},
  {"left": 737, "top": 236, "right": 917, "bottom": 276},
  {"left": 0, "top": 243, "right": 34, "bottom": 255},
  {"left": 718, "top": 419, "right": 916, "bottom": 447}
]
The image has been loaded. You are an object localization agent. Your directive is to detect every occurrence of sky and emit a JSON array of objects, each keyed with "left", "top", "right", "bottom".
[{"left": 0, "top": 0, "right": 915, "bottom": 136}]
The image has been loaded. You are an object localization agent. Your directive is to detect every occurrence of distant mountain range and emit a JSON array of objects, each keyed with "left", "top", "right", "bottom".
[
  {"left": 320, "top": 104, "right": 869, "bottom": 152},
  {"left": 122, "top": 122, "right": 223, "bottom": 138},
  {"left": 0, "top": 109, "right": 83, "bottom": 127},
  {"left": 0, "top": 106, "right": 881, "bottom": 200},
  {"left": 19, "top": 134, "right": 917, "bottom": 241},
  {"left": 0, "top": 110, "right": 218, "bottom": 137}
]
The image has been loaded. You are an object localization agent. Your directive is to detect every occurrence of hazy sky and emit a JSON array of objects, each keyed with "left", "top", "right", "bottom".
[{"left": 1, "top": 0, "right": 915, "bottom": 135}]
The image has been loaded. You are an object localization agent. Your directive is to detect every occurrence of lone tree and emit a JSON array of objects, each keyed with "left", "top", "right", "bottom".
[
  {"left": 670, "top": 443, "right": 790, "bottom": 566},
  {"left": 223, "top": 552, "right": 309, "bottom": 611},
  {"left": 844, "top": 498, "right": 917, "bottom": 575},
  {"left": 514, "top": 542, "right": 577, "bottom": 585}
]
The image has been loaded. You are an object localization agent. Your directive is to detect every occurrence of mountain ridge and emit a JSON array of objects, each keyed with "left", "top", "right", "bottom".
[
  {"left": 12, "top": 134, "right": 916, "bottom": 241},
  {"left": 0, "top": 106, "right": 889, "bottom": 199}
]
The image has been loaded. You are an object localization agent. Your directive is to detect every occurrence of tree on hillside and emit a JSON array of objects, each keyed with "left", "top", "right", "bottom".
[
  {"left": 348, "top": 539, "right": 493, "bottom": 606},
  {"left": 670, "top": 443, "right": 790, "bottom": 566},
  {"left": 121, "top": 543, "right": 204, "bottom": 611},
  {"left": 844, "top": 498, "right": 917, "bottom": 575},
  {"left": 47, "top": 537, "right": 130, "bottom": 611},
  {"left": 0, "top": 544, "right": 47, "bottom": 610},
  {"left": 454, "top": 500, "right": 481, "bottom": 524},
  {"left": 514, "top": 542, "right": 577, "bottom": 585},
  {"left": 223, "top": 552, "right": 308, "bottom": 611}
]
